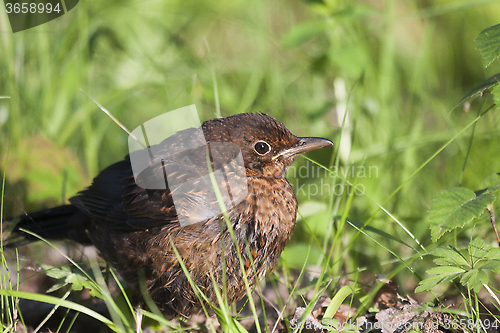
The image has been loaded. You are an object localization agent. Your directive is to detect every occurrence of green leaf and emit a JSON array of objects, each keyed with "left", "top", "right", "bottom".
[
  {"left": 42, "top": 265, "right": 72, "bottom": 279},
  {"left": 426, "top": 266, "right": 465, "bottom": 275},
  {"left": 485, "top": 173, "right": 500, "bottom": 188},
  {"left": 460, "top": 269, "right": 488, "bottom": 293},
  {"left": 281, "top": 21, "right": 327, "bottom": 48},
  {"left": 478, "top": 259, "right": 500, "bottom": 273},
  {"left": 429, "top": 188, "right": 496, "bottom": 241},
  {"left": 46, "top": 281, "right": 69, "bottom": 294},
  {"left": 415, "top": 266, "right": 465, "bottom": 293},
  {"left": 468, "top": 237, "right": 490, "bottom": 265},
  {"left": 492, "top": 85, "right": 500, "bottom": 109},
  {"left": 475, "top": 23, "right": 500, "bottom": 67},
  {"left": 88, "top": 286, "right": 104, "bottom": 299},
  {"left": 415, "top": 275, "right": 443, "bottom": 293},
  {"left": 41, "top": 265, "right": 103, "bottom": 299},
  {"left": 432, "top": 246, "right": 469, "bottom": 267},
  {"left": 66, "top": 273, "right": 85, "bottom": 291},
  {"left": 433, "top": 258, "right": 457, "bottom": 266},
  {"left": 453, "top": 73, "right": 500, "bottom": 110},
  {"left": 485, "top": 247, "right": 500, "bottom": 260},
  {"left": 323, "top": 285, "right": 357, "bottom": 319}
]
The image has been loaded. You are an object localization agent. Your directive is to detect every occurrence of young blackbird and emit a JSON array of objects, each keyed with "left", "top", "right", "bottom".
[{"left": 6, "top": 113, "right": 332, "bottom": 318}]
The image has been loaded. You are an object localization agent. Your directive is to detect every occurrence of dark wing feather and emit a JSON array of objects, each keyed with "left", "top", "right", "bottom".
[
  {"left": 69, "top": 126, "right": 247, "bottom": 230},
  {"left": 69, "top": 154, "right": 181, "bottom": 230}
]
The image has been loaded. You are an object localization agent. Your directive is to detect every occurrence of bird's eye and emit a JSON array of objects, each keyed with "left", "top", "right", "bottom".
[{"left": 253, "top": 141, "right": 271, "bottom": 155}]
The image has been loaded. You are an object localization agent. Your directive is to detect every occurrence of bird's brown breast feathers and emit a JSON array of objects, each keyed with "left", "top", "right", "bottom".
[{"left": 86, "top": 174, "right": 297, "bottom": 315}]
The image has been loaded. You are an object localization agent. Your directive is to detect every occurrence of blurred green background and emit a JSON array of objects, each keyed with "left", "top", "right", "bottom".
[{"left": 1, "top": 0, "right": 500, "bottom": 306}]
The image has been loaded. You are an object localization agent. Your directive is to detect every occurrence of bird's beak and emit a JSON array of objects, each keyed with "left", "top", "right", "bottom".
[{"left": 273, "top": 137, "right": 333, "bottom": 160}]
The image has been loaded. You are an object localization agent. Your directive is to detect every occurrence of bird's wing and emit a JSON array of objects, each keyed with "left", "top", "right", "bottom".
[
  {"left": 70, "top": 139, "right": 248, "bottom": 230},
  {"left": 68, "top": 157, "right": 157, "bottom": 229}
]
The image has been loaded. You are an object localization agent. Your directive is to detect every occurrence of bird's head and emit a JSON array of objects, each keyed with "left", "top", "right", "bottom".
[{"left": 202, "top": 113, "right": 333, "bottom": 178}]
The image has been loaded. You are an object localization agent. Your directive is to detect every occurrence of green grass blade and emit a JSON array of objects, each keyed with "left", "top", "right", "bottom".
[{"left": 0, "top": 289, "right": 116, "bottom": 331}]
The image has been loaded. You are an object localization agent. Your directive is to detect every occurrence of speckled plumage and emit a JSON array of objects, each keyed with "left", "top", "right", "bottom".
[{"left": 8, "top": 113, "right": 332, "bottom": 317}]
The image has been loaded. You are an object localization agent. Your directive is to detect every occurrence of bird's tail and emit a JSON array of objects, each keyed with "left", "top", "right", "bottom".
[{"left": 3, "top": 205, "right": 80, "bottom": 248}]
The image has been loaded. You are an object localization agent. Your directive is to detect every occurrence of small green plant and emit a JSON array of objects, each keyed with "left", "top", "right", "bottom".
[
  {"left": 41, "top": 264, "right": 103, "bottom": 297},
  {"left": 416, "top": 237, "right": 500, "bottom": 293},
  {"left": 414, "top": 22, "right": 500, "bottom": 332},
  {"left": 415, "top": 236, "right": 500, "bottom": 332}
]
